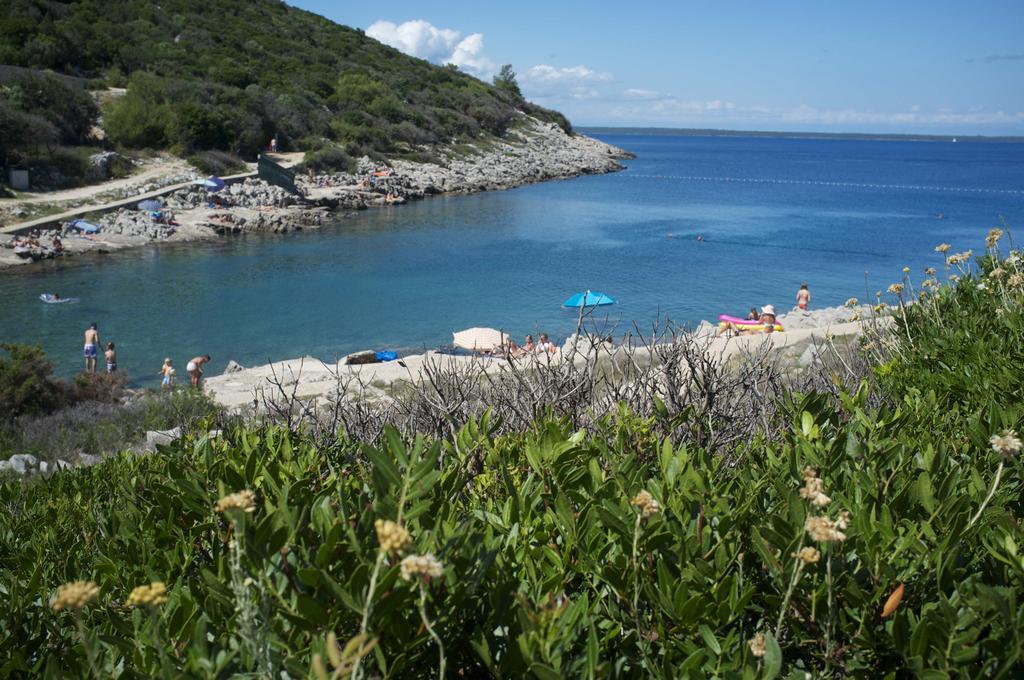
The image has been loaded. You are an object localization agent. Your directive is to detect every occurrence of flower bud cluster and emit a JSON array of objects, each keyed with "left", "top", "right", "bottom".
[
  {"left": 798, "top": 467, "right": 831, "bottom": 508},
  {"left": 214, "top": 489, "right": 256, "bottom": 514},
  {"left": 400, "top": 553, "right": 444, "bottom": 582},
  {"left": 630, "top": 489, "right": 661, "bottom": 518},
  {"left": 990, "top": 429, "right": 1021, "bottom": 457},
  {"left": 375, "top": 519, "right": 412, "bottom": 556},
  {"left": 127, "top": 582, "right": 168, "bottom": 608},
  {"left": 51, "top": 580, "right": 99, "bottom": 611}
]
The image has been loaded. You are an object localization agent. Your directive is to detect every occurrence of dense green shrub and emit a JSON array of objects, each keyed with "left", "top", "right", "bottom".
[
  {"left": 102, "top": 73, "right": 175, "bottom": 149},
  {"left": 303, "top": 146, "right": 353, "bottom": 174},
  {"left": 188, "top": 150, "right": 245, "bottom": 177},
  {"left": 1, "top": 388, "right": 221, "bottom": 462},
  {"left": 0, "top": 343, "right": 69, "bottom": 422},
  {"left": 1, "top": 237, "right": 1023, "bottom": 676},
  {"left": 0, "top": 72, "right": 99, "bottom": 146},
  {"left": 0, "top": 73, "right": 99, "bottom": 171},
  {"left": 0, "top": 0, "right": 573, "bottom": 159}
]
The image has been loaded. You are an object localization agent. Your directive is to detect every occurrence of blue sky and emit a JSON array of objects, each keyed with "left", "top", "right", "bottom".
[{"left": 294, "top": 1, "right": 1024, "bottom": 135}]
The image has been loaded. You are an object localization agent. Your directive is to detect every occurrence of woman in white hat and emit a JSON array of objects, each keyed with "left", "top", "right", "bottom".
[{"left": 739, "top": 305, "right": 777, "bottom": 335}]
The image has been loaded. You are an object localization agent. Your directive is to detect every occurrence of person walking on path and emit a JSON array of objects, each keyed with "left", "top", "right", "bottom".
[
  {"left": 83, "top": 323, "right": 99, "bottom": 373},
  {"left": 187, "top": 355, "right": 211, "bottom": 388},
  {"left": 796, "top": 283, "right": 811, "bottom": 311},
  {"left": 104, "top": 342, "right": 117, "bottom": 374}
]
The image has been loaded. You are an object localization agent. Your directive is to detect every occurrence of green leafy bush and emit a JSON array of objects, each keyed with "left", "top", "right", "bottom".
[
  {"left": 303, "top": 146, "right": 353, "bottom": 174},
  {"left": 188, "top": 150, "right": 246, "bottom": 177},
  {"left": 0, "top": 343, "right": 69, "bottom": 422},
  {"left": 1, "top": 0, "right": 573, "bottom": 158},
  {"left": 2, "top": 236, "right": 1022, "bottom": 676}
]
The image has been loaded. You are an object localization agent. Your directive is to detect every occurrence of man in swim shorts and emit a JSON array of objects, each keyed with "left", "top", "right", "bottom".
[
  {"left": 187, "top": 355, "right": 211, "bottom": 388},
  {"left": 83, "top": 323, "right": 99, "bottom": 373},
  {"left": 796, "top": 283, "right": 811, "bottom": 310}
]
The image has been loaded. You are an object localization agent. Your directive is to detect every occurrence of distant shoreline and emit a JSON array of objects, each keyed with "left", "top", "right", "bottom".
[{"left": 579, "top": 126, "right": 1024, "bottom": 144}]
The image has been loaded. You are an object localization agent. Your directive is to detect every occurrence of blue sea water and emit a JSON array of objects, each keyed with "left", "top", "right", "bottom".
[{"left": 1, "top": 133, "right": 1023, "bottom": 385}]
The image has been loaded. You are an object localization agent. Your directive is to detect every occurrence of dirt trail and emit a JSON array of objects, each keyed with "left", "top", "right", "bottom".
[
  {"left": 0, "top": 153, "right": 304, "bottom": 233},
  {"left": 9, "top": 159, "right": 193, "bottom": 205}
]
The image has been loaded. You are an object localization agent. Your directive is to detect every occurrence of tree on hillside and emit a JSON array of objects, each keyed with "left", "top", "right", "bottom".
[{"left": 493, "top": 64, "right": 522, "bottom": 99}]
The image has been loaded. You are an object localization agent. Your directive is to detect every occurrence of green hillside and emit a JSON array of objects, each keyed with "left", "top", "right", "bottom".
[{"left": 0, "top": 0, "right": 569, "bottom": 164}]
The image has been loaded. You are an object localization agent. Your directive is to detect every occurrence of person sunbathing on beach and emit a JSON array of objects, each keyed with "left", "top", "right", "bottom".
[
  {"left": 746, "top": 307, "right": 758, "bottom": 320},
  {"left": 536, "top": 333, "right": 556, "bottom": 354},
  {"left": 739, "top": 305, "right": 778, "bottom": 335}
]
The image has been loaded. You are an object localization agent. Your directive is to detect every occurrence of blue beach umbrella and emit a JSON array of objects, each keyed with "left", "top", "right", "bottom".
[
  {"left": 192, "top": 176, "right": 226, "bottom": 192},
  {"left": 563, "top": 290, "right": 616, "bottom": 308},
  {"left": 69, "top": 219, "right": 99, "bottom": 233}
]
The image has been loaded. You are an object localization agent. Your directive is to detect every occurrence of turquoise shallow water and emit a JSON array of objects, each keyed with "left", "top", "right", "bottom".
[{"left": 2, "top": 133, "right": 1023, "bottom": 386}]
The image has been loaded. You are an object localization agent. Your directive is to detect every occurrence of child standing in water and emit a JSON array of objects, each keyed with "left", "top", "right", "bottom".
[
  {"left": 796, "top": 283, "right": 811, "bottom": 310},
  {"left": 104, "top": 342, "right": 117, "bottom": 374}
]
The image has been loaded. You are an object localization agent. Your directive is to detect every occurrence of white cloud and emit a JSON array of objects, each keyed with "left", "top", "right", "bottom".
[
  {"left": 521, "top": 64, "right": 613, "bottom": 84},
  {"left": 366, "top": 19, "right": 495, "bottom": 77},
  {"left": 622, "top": 88, "right": 662, "bottom": 101},
  {"left": 519, "top": 64, "right": 615, "bottom": 101},
  {"left": 600, "top": 96, "right": 1024, "bottom": 129}
]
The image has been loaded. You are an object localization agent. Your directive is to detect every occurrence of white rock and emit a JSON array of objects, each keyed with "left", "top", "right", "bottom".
[
  {"left": 145, "top": 427, "right": 182, "bottom": 449},
  {"left": 7, "top": 454, "right": 38, "bottom": 474}
]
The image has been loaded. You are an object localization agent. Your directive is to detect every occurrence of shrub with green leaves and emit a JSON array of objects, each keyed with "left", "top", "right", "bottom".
[{"left": 1, "top": 236, "right": 1023, "bottom": 676}]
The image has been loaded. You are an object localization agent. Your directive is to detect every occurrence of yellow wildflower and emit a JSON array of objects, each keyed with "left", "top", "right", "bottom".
[
  {"left": 987, "top": 228, "right": 1004, "bottom": 248},
  {"left": 214, "top": 490, "right": 256, "bottom": 514},
  {"left": 924, "top": 267, "right": 936, "bottom": 276},
  {"left": 51, "top": 580, "right": 100, "bottom": 611},
  {"left": 946, "top": 250, "right": 973, "bottom": 266},
  {"left": 990, "top": 429, "right": 1022, "bottom": 457},
  {"left": 844, "top": 297, "right": 858, "bottom": 308},
  {"left": 127, "top": 582, "right": 168, "bottom": 608},
  {"left": 887, "top": 283, "right": 904, "bottom": 295},
  {"left": 935, "top": 243, "right": 951, "bottom": 253},
  {"left": 795, "top": 547, "right": 821, "bottom": 564},
  {"left": 399, "top": 554, "right": 444, "bottom": 582},
  {"left": 1008, "top": 273, "right": 1024, "bottom": 289},
  {"left": 902, "top": 266, "right": 910, "bottom": 274},
  {"left": 989, "top": 267, "right": 1007, "bottom": 279},
  {"left": 748, "top": 632, "right": 766, "bottom": 657},
  {"left": 630, "top": 489, "right": 661, "bottom": 518},
  {"left": 374, "top": 519, "right": 412, "bottom": 557}
]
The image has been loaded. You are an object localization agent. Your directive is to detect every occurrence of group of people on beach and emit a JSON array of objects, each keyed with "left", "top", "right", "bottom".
[
  {"left": 81, "top": 322, "right": 210, "bottom": 388},
  {"left": 717, "top": 283, "right": 812, "bottom": 337},
  {"left": 503, "top": 333, "right": 557, "bottom": 358},
  {"left": 6, "top": 229, "right": 64, "bottom": 260}
]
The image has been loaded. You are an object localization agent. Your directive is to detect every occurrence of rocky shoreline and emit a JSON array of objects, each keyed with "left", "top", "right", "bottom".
[
  {"left": 204, "top": 303, "right": 885, "bottom": 411},
  {"left": 0, "top": 117, "right": 630, "bottom": 270}
]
